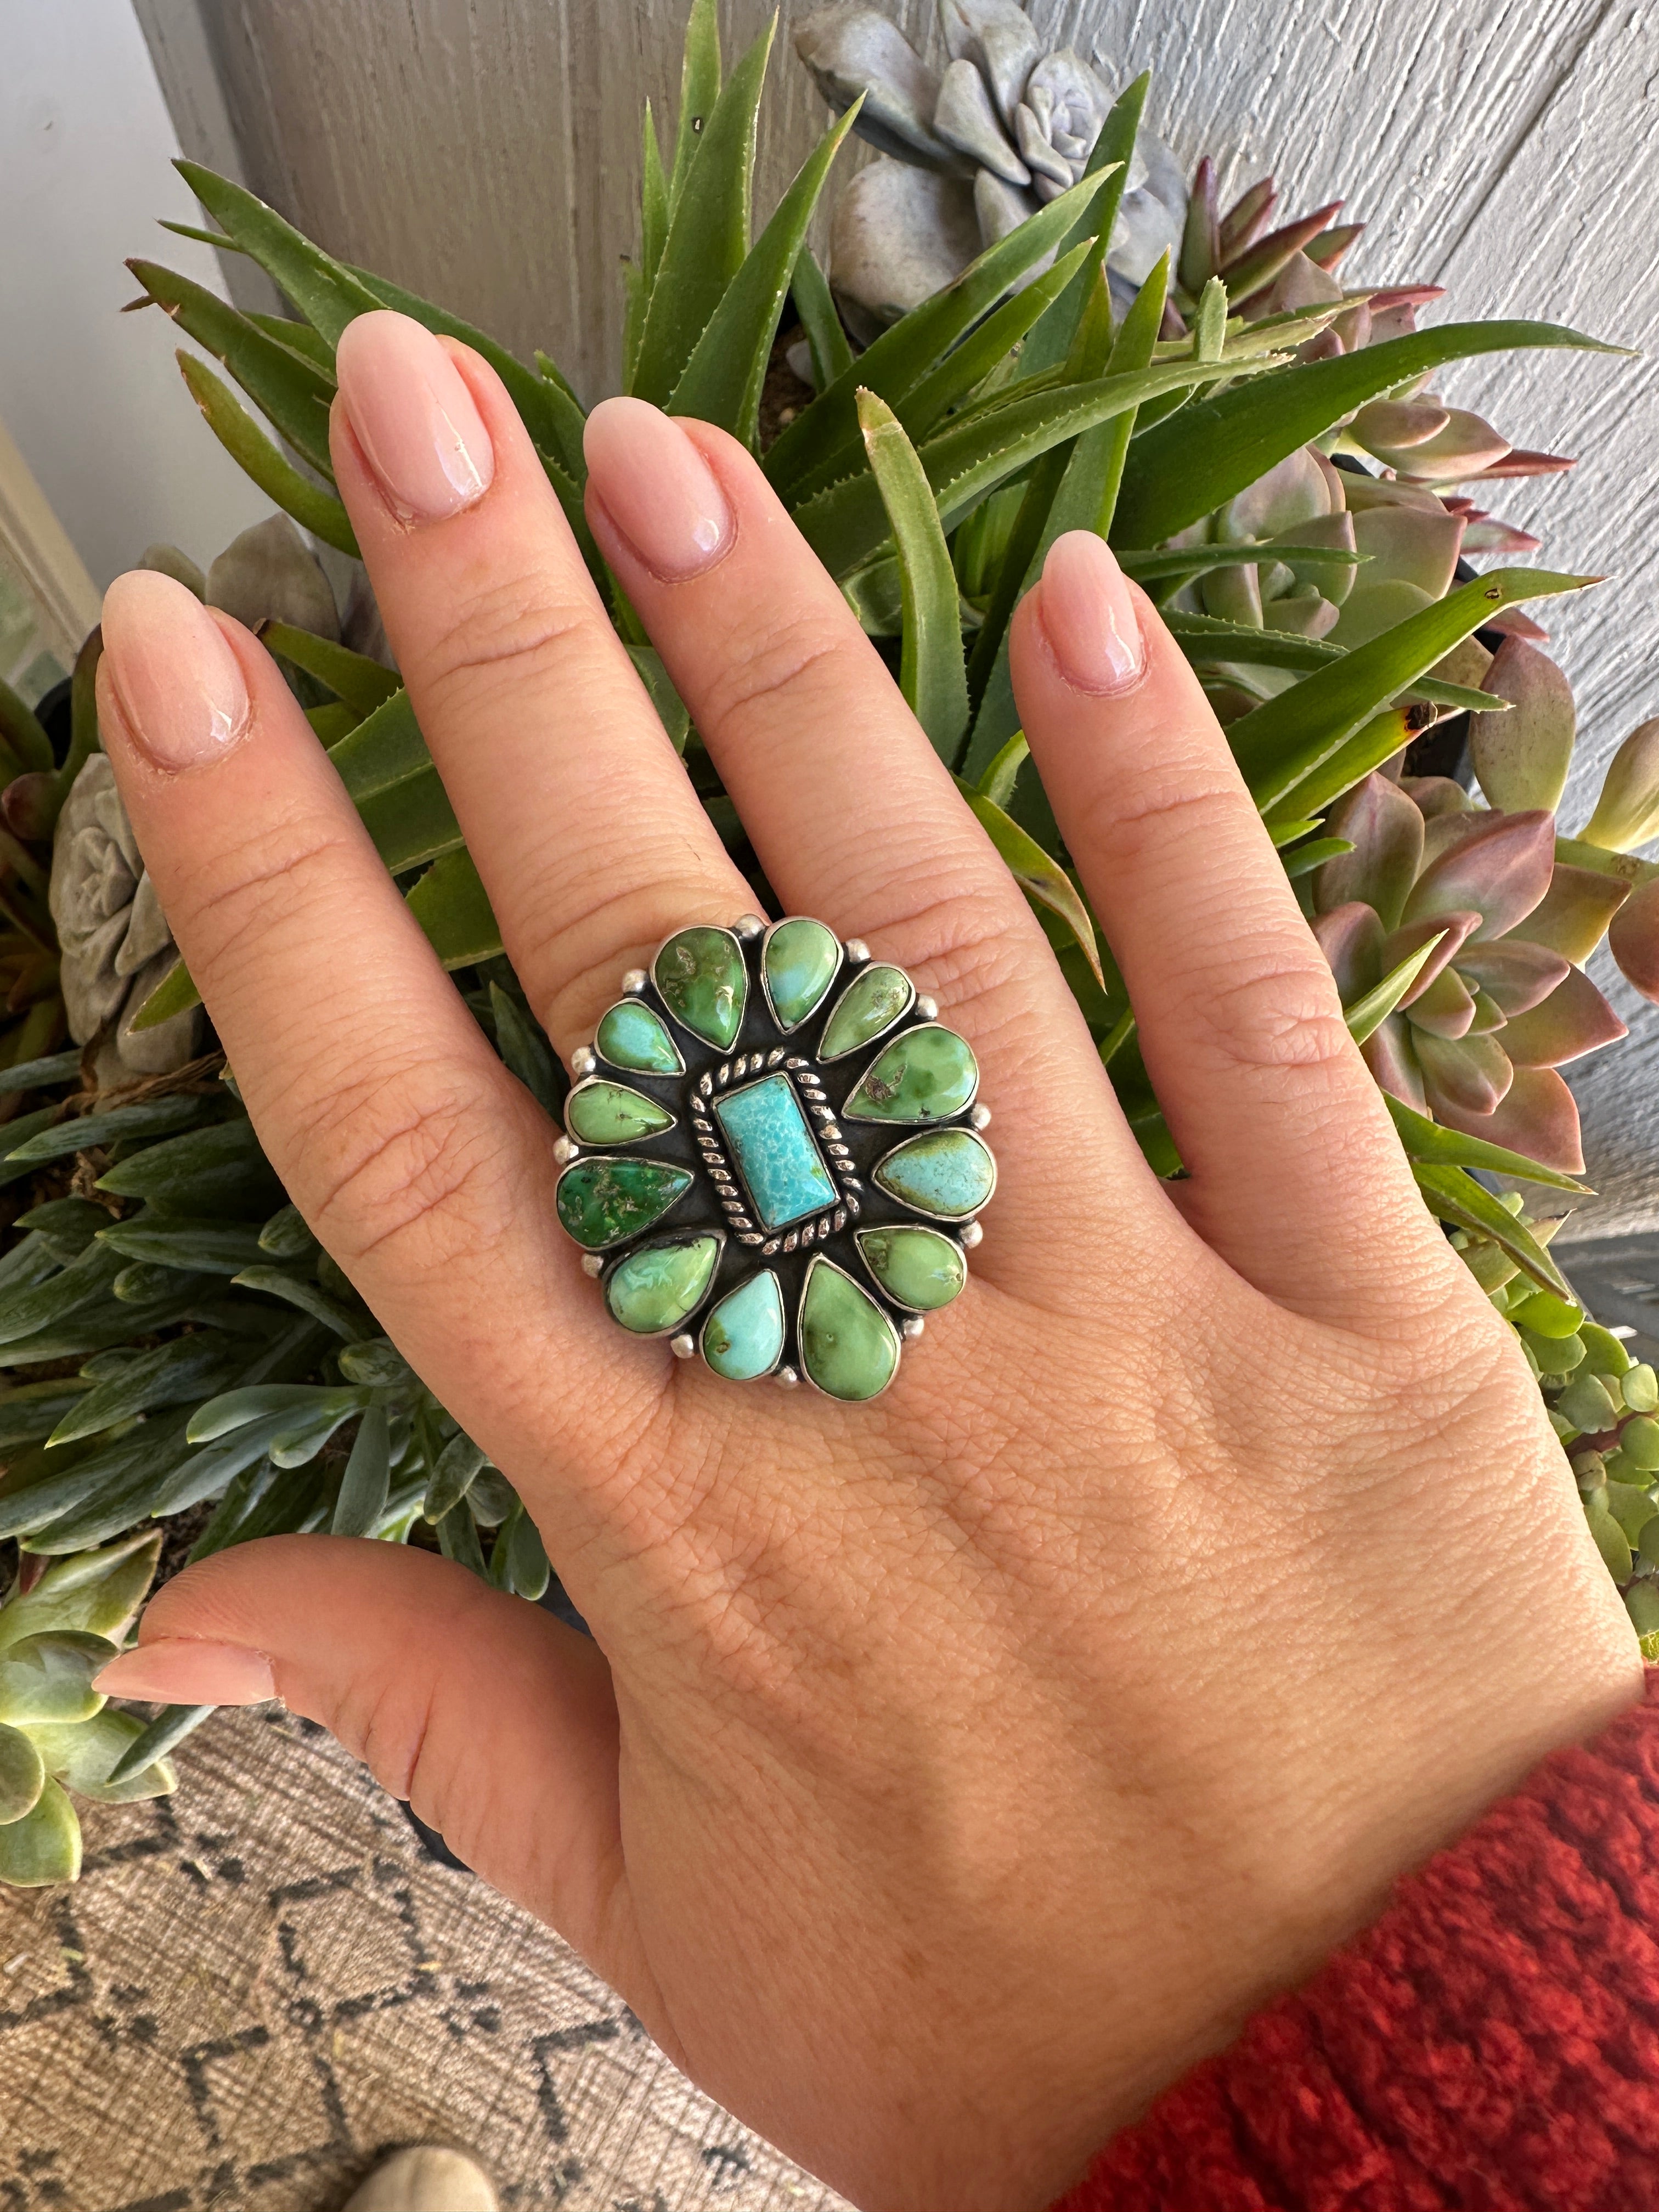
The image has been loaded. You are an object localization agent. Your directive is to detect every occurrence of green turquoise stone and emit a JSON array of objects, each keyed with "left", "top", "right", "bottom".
[
  {"left": 596, "top": 999, "right": 684, "bottom": 1076},
  {"left": 714, "top": 1073, "right": 837, "bottom": 1231},
  {"left": 565, "top": 1080, "right": 674, "bottom": 1146},
  {"left": 556, "top": 1157, "right": 692, "bottom": 1250},
  {"left": 873, "top": 1128, "right": 995, "bottom": 1220},
  {"left": 763, "top": 917, "right": 841, "bottom": 1031},
  {"left": 653, "top": 927, "right": 747, "bottom": 1049},
  {"left": 842, "top": 1024, "right": 978, "bottom": 1123},
  {"left": 798, "top": 1257, "right": 900, "bottom": 1401},
  {"left": 605, "top": 1233, "right": 722, "bottom": 1335},
  {"left": 701, "top": 1268, "right": 785, "bottom": 1380},
  {"left": 855, "top": 1225, "right": 966, "bottom": 1311},
  {"left": 818, "top": 963, "right": 915, "bottom": 1061}
]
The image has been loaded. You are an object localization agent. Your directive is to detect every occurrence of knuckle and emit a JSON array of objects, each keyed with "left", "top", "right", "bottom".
[
  {"left": 302, "top": 1052, "right": 517, "bottom": 1272},
  {"left": 692, "top": 605, "right": 850, "bottom": 739},
  {"left": 414, "top": 570, "right": 603, "bottom": 714},
  {"left": 182, "top": 816, "right": 360, "bottom": 975},
  {"left": 1075, "top": 774, "right": 1246, "bottom": 873},
  {"left": 1179, "top": 932, "right": 1350, "bottom": 1078}
]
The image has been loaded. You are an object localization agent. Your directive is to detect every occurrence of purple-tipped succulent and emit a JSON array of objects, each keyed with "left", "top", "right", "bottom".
[{"left": 1311, "top": 776, "right": 1628, "bottom": 1172}]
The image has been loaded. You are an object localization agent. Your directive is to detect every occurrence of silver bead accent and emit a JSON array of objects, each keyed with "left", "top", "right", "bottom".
[
  {"left": 959, "top": 1220, "right": 984, "bottom": 1249},
  {"left": 552, "top": 1134, "right": 579, "bottom": 1165},
  {"left": 775, "top": 1364, "right": 800, "bottom": 1389},
  {"left": 581, "top": 1253, "right": 605, "bottom": 1277},
  {"left": 916, "top": 994, "right": 938, "bottom": 1020},
  {"left": 970, "top": 1103, "right": 992, "bottom": 1130},
  {"left": 670, "top": 1333, "right": 696, "bottom": 1359},
  {"left": 844, "top": 938, "right": 870, "bottom": 963},
  {"left": 732, "top": 912, "right": 766, "bottom": 940},
  {"left": 621, "top": 968, "right": 648, "bottom": 996},
  {"left": 570, "top": 1045, "right": 597, "bottom": 1080},
  {"left": 901, "top": 1315, "right": 926, "bottom": 1340}
]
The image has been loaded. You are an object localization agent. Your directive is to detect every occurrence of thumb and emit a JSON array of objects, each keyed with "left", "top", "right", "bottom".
[{"left": 93, "top": 1534, "right": 624, "bottom": 1955}]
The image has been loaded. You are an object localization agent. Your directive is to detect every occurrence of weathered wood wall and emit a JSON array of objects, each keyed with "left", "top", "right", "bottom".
[{"left": 136, "top": 0, "right": 1659, "bottom": 1230}]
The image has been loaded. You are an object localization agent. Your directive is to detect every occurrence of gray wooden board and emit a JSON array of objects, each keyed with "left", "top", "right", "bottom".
[{"left": 134, "top": 0, "right": 1658, "bottom": 1226}]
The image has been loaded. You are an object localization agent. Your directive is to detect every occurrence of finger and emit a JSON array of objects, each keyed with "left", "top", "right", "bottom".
[
  {"left": 92, "top": 1537, "right": 634, "bottom": 1974},
  {"left": 330, "top": 312, "right": 751, "bottom": 1055},
  {"left": 1010, "top": 532, "right": 1444, "bottom": 1312},
  {"left": 97, "top": 570, "right": 639, "bottom": 1472},
  {"left": 582, "top": 399, "right": 1165, "bottom": 1289}
]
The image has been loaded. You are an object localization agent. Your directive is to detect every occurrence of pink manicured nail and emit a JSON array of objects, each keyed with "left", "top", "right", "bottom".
[
  {"left": 1037, "top": 531, "right": 1146, "bottom": 692},
  {"left": 101, "top": 571, "right": 251, "bottom": 771},
  {"left": 583, "top": 397, "right": 732, "bottom": 579},
  {"left": 93, "top": 1638, "right": 276, "bottom": 1707},
  {"left": 336, "top": 309, "right": 495, "bottom": 522}
]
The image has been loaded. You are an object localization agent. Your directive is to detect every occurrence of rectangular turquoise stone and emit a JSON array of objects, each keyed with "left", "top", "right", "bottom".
[{"left": 714, "top": 1073, "right": 838, "bottom": 1232}]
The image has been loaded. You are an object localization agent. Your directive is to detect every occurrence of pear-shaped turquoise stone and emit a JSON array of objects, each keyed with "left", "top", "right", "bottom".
[
  {"left": 653, "top": 928, "right": 746, "bottom": 1049},
  {"left": 873, "top": 1128, "right": 995, "bottom": 1220},
  {"left": 565, "top": 1080, "right": 674, "bottom": 1146},
  {"left": 842, "top": 1024, "right": 978, "bottom": 1123},
  {"left": 855, "top": 1225, "right": 966, "bottom": 1311},
  {"left": 556, "top": 1158, "right": 692, "bottom": 1249},
  {"left": 701, "top": 1268, "right": 785, "bottom": 1380},
  {"left": 818, "top": 964, "right": 914, "bottom": 1062},
  {"left": 798, "top": 1257, "right": 900, "bottom": 1401},
  {"left": 763, "top": 917, "right": 841, "bottom": 1031},
  {"left": 605, "top": 1233, "right": 722, "bottom": 1335},
  {"left": 596, "top": 999, "right": 684, "bottom": 1076}
]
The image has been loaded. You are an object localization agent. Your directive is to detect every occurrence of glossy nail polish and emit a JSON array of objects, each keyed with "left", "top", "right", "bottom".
[
  {"left": 93, "top": 1638, "right": 278, "bottom": 1707},
  {"left": 336, "top": 309, "right": 495, "bottom": 522},
  {"left": 583, "top": 396, "right": 733, "bottom": 580},
  {"left": 100, "top": 570, "right": 251, "bottom": 771},
  {"left": 1037, "top": 530, "right": 1146, "bottom": 693}
]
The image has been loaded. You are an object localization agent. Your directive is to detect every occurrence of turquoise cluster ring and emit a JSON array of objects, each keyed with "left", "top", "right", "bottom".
[{"left": 552, "top": 916, "right": 994, "bottom": 1402}]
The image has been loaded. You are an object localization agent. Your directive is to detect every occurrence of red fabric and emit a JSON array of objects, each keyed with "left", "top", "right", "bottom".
[{"left": 1056, "top": 1671, "right": 1659, "bottom": 2211}]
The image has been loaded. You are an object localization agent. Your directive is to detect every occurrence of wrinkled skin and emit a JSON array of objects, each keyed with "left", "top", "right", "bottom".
[{"left": 94, "top": 317, "right": 1639, "bottom": 2212}]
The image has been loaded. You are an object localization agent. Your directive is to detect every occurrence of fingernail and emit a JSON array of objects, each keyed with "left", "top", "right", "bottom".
[
  {"left": 1036, "top": 531, "right": 1145, "bottom": 693},
  {"left": 101, "top": 571, "right": 251, "bottom": 771},
  {"left": 335, "top": 308, "right": 495, "bottom": 522},
  {"left": 583, "top": 396, "right": 732, "bottom": 580},
  {"left": 93, "top": 1638, "right": 276, "bottom": 1707}
]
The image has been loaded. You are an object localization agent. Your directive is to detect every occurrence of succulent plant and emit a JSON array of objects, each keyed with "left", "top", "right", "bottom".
[
  {"left": 0, "top": 1532, "right": 176, "bottom": 1884},
  {"left": 0, "top": 0, "right": 1649, "bottom": 1878},
  {"left": 793, "top": 0, "right": 1185, "bottom": 335}
]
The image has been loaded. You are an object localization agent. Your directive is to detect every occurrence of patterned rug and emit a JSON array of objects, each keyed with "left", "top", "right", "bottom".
[{"left": 0, "top": 1707, "right": 848, "bottom": 2212}]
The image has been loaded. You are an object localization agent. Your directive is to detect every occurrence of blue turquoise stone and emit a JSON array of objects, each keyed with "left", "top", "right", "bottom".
[
  {"left": 873, "top": 1128, "right": 996, "bottom": 1219},
  {"left": 701, "top": 1269, "right": 785, "bottom": 1380},
  {"left": 715, "top": 1074, "right": 838, "bottom": 1231},
  {"left": 596, "top": 1000, "right": 684, "bottom": 1076}
]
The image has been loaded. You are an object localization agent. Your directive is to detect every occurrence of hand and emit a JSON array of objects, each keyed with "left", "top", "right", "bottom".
[{"left": 93, "top": 312, "right": 1640, "bottom": 2212}]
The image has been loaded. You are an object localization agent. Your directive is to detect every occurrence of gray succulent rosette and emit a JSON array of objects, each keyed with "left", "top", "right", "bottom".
[{"left": 793, "top": 0, "right": 1186, "bottom": 336}]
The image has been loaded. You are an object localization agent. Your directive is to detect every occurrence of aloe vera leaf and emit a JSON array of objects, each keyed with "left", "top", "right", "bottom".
[
  {"left": 633, "top": 17, "right": 775, "bottom": 409},
  {"left": 97, "top": 1220, "right": 269, "bottom": 1277},
  {"left": 0, "top": 1427, "right": 161, "bottom": 1545},
  {"left": 858, "top": 392, "right": 969, "bottom": 764},
  {"left": 248, "top": 312, "right": 335, "bottom": 370},
  {"left": 1413, "top": 1164, "right": 1573, "bottom": 1300},
  {"left": 0, "top": 1051, "right": 80, "bottom": 1099},
  {"left": 1261, "top": 709, "right": 1417, "bottom": 827},
  {"left": 896, "top": 239, "right": 1096, "bottom": 448},
  {"left": 177, "top": 353, "right": 359, "bottom": 557},
  {"left": 791, "top": 241, "right": 853, "bottom": 393},
  {"left": 1383, "top": 1092, "right": 1590, "bottom": 1193},
  {"left": 0, "top": 1380, "right": 94, "bottom": 1453},
  {"left": 7, "top": 1097, "right": 208, "bottom": 1168},
  {"left": 1344, "top": 933, "right": 1447, "bottom": 1046},
  {"left": 19, "top": 1417, "right": 200, "bottom": 1555},
  {"left": 626, "top": 645, "right": 691, "bottom": 753},
  {"left": 229, "top": 1268, "right": 366, "bottom": 1340},
  {"left": 955, "top": 777, "right": 1103, "bottom": 985},
  {"left": 325, "top": 687, "right": 430, "bottom": 802},
  {"left": 1113, "top": 321, "right": 1628, "bottom": 547},
  {"left": 669, "top": 98, "right": 861, "bottom": 448},
  {"left": 355, "top": 764, "right": 462, "bottom": 873},
  {"left": 641, "top": 99, "right": 670, "bottom": 285},
  {"left": 669, "top": 0, "right": 723, "bottom": 214},
  {"left": 128, "top": 259, "right": 336, "bottom": 476},
  {"left": 1231, "top": 569, "right": 1596, "bottom": 811},
  {"left": 765, "top": 170, "right": 1110, "bottom": 500},
  {"left": 978, "top": 732, "right": 1030, "bottom": 810},
  {"left": 175, "top": 161, "right": 382, "bottom": 343},
  {"left": 259, "top": 623, "right": 400, "bottom": 716},
  {"left": 404, "top": 849, "right": 504, "bottom": 969},
  {"left": 795, "top": 354, "right": 1262, "bottom": 583},
  {"left": 488, "top": 984, "right": 560, "bottom": 1114},
  {"left": 96, "top": 1118, "right": 281, "bottom": 1216},
  {"left": 1119, "top": 543, "right": 1363, "bottom": 583}
]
